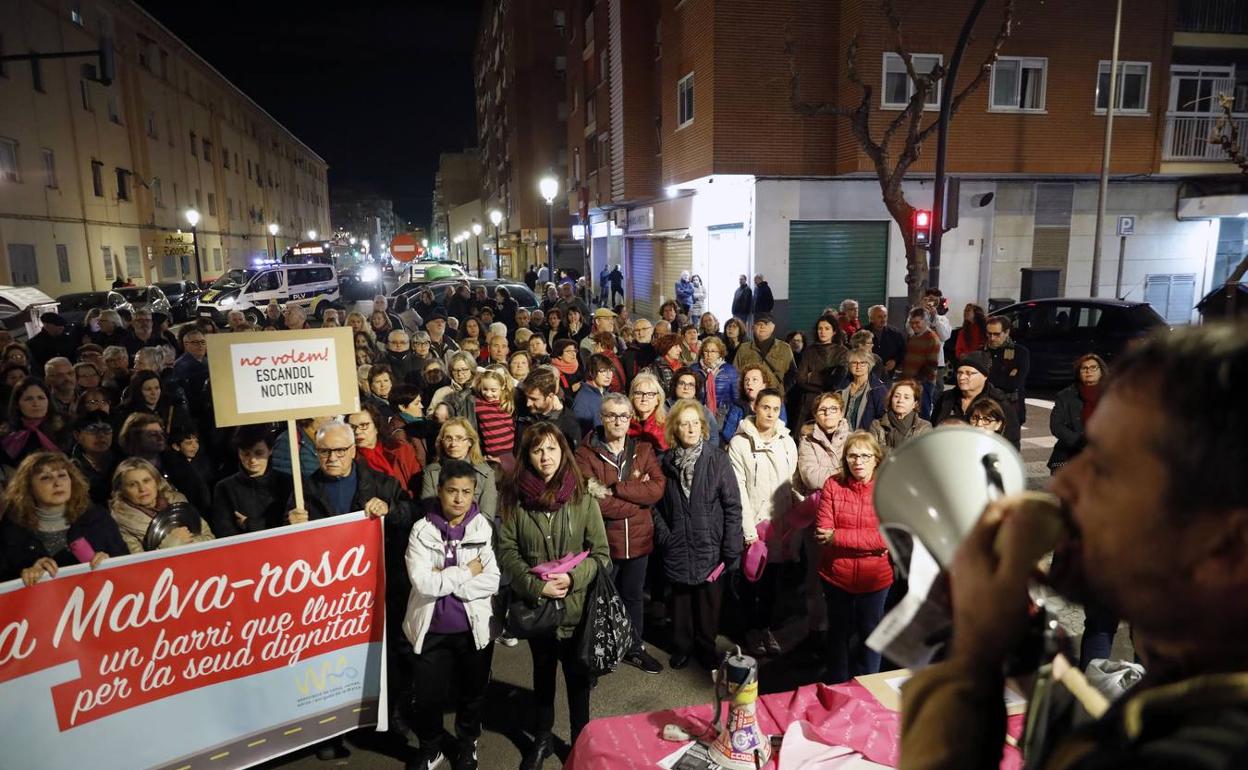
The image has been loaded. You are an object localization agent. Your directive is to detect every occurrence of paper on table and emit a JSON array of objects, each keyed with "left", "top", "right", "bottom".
[
  {"left": 777, "top": 720, "right": 892, "bottom": 769},
  {"left": 860, "top": 670, "right": 1026, "bottom": 715}
]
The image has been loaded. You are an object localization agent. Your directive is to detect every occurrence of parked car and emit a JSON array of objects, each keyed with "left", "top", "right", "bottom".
[
  {"left": 389, "top": 261, "right": 471, "bottom": 298},
  {"left": 988, "top": 298, "right": 1167, "bottom": 387},
  {"left": 197, "top": 263, "right": 340, "bottom": 325},
  {"left": 422, "top": 279, "right": 539, "bottom": 310},
  {"left": 56, "top": 291, "right": 133, "bottom": 326},
  {"left": 155, "top": 281, "right": 201, "bottom": 322},
  {"left": 117, "top": 285, "right": 173, "bottom": 319},
  {"left": 0, "top": 286, "right": 59, "bottom": 341}
]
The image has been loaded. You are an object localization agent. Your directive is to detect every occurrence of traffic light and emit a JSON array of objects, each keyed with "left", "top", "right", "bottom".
[{"left": 913, "top": 209, "right": 932, "bottom": 248}]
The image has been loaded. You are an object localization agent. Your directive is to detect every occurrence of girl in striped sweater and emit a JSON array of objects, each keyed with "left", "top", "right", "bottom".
[{"left": 473, "top": 368, "right": 516, "bottom": 472}]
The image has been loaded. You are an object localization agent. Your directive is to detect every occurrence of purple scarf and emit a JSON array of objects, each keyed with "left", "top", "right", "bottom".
[
  {"left": 517, "top": 468, "right": 578, "bottom": 512},
  {"left": 3, "top": 419, "right": 59, "bottom": 458}
]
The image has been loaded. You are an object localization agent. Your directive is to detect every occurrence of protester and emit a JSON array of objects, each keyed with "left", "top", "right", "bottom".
[
  {"left": 867, "top": 305, "right": 905, "bottom": 376},
  {"left": 1, "top": 377, "right": 70, "bottom": 469},
  {"left": 733, "top": 313, "right": 795, "bottom": 388},
  {"left": 109, "top": 457, "right": 215, "bottom": 553},
  {"left": 496, "top": 422, "right": 610, "bottom": 764},
  {"left": 797, "top": 392, "right": 850, "bottom": 495},
  {"left": 117, "top": 413, "right": 211, "bottom": 513},
  {"left": 70, "top": 410, "right": 120, "bottom": 505},
  {"left": 210, "top": 425, "right": 293, "bottom": 536},
  {"left": 752, "top": 274, "right": 775, "bottom": 314},
  {"left": 720, "top": 364, "right": 787, "bottom": 443},
  {"left": 651, "top": 333, "right": 684, "bottom": 392},
  {"left": 572, "top": 353, "right": 615, "bottom": 435},
  {"left": 519, "top": 368, "right": 582, "bottom": 450},
  {"left": 692, "top": 335, "right": 737, "bottom": 427},
  {"left": 419, "top": 418, "right": 498, "bottom": 520},
  {"left": 348, "top": 403, "right": 422, "bottom": 496},
  {"left": 839, "top": 349, "right": 888, "bottom": 431},
  {"left": 955, "top": 303, "right": 988, "bottom": 360},
  {"left": 931, "top": 351, "right": 1020, "bottom": 446},
  {"left": 985, "top": 315, "right": 1030, "bottom": 426},
  {"left": 550, "top": 338, "right": 583, "bottom": 399},
  {"left": 869, "top": 379, "right": 932, "bottom": 452},
  {"left": 627, "top": 371, "right": 667, "bottom": 451},
  {"left": 796, "top": 314, "right": 848, "bottom": 421}
]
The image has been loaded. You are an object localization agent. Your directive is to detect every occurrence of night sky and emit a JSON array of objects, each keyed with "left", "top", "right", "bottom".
[{"left": 137, "top": 0, "right": 480, "bottom": 230}]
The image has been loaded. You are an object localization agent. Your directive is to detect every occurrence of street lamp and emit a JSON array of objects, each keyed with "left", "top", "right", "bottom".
[
  {"left": 489, "top": 209, "right": 503, "bottom": 278},
  {"left": 307, "top": 229, "right": 317, "bottom": 241},
  {"left": 268, "top": 223, "right": 279, "bottom": 260},
  {"left": 184, "top": 208, "right": 203, "bottom": 285},
  {"left": 539, "top": 175, "right": 559, "bottom": 283},
  {"left": 460, "top": 231, "right": 471, "bottom": 270},
  {"left": 471, "top": 221, "right": 483, "bottom": 277}
]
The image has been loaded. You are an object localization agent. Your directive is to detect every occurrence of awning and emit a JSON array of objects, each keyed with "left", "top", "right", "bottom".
[{"left": 1176, "top": 194, "right": 1248, "bottom": 220}]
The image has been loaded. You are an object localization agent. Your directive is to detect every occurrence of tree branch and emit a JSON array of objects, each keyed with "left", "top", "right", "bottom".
[
  {"left": 916, "top": 0, "right": 1015, "bottom": 144},
  {"left": 1210, "top": 93, "right": 1248, "bottom": 174}
]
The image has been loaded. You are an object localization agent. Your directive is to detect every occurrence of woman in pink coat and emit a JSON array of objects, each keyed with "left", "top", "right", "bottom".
[{"left": 815, "top": 431, "right": 892, "bottom": 683}]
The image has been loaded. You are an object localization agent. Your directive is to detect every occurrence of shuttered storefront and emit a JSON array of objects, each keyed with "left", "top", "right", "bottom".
[
  {"left": 628, "top": 237, "right": 656, "bottom": 320},
  {"left": 658, "top": 238, "right": 693, "bottom": 311},
  {"left": 787, "top": 221, "right": 888, "bottom": 333}
]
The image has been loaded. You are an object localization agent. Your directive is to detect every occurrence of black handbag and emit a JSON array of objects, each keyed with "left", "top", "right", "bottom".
[{"left": 505, "top": 595, "right": 565, "bottom": 639}]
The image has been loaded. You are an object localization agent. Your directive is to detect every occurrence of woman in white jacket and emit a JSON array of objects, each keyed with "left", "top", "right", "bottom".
[
  {"left": 403, "top": 460, "right": 500, "bottom": 770},
  {"left": 727, "top": 387, "right": 798, "bottom": 658}
]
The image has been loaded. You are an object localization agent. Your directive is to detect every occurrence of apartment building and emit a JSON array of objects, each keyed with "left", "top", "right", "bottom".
[
  {"left": 331, "top": 186, "right": 399, "bottom": 256},
  {"left": 475, "top": 0, "right": 579, "bottom": 278},
  {"left": 431, "top": 149, "right": 481, "bottom": 255},
  {"left": 562, "top": 0, "right": 1248, "bottom": 329},
  {"left": 0, "top": 0, "right": 329, "bottom": 299}
]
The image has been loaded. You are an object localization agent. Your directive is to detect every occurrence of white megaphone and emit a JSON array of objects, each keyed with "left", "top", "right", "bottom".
[{"left": 873, "top": 426, "right": 1031, "bottom": 570}]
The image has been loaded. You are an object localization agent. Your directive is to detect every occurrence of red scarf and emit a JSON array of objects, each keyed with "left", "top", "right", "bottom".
[
  {"left": 517, "top": 467, "right": 578, "bottom": 512},
  {"left": 357, "top": 443, "right": 396, "bottom": 479},
  {"left": 1079, "top": 383, "right": 1102, "bottom": 426},
  {"left": 704, "top": 365, "right": 720, "bottom": 417},
  {"left": 628, "top": 412, "right": 669, "bottom": 450}
]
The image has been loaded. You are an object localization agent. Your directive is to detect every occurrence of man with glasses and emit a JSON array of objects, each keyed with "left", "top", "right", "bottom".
[
  {"left": 70, "top": 410, "right": 120, "bottom": 505},
  {"left": 424, "top": 311, "right": 458, "bottom": 359},
  {"left": 733, "top": 313, "right": 796, "bottom": 389},
  {"left": 123, "top": 310, "right": 160, "bottom": 357},
  {"left": 931, "top": 350, "right": 1020, "bottom": 446},
  {"left": 173, "top": 327, "right": 211, "bottom": 415},
  {"left": 575, "top": 392, "right": 666, "bottom": 675},
  {"left": 624, "top": 318, "right": 657, "bottom": 380},
  {"left": 984, "top": 315, "right": 1030, "bottom": 426}
]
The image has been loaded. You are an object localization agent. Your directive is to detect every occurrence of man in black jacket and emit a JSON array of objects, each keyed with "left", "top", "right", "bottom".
[
  {"left": 985, "top": 315, "right": 1030, "bottom": 425},
  {"left": 211, "top": 426, "right": 293, "bottom": 536},
  {"left": 518, "top": 368, "right": 583, "bottom": 449},
  {"left": 28, "top": 313, "right": 77, "bottom": 370},
  {"left": 930, "top": 351, "right": 1020, "bottom": 446},
  {"left": 868, "top": 305, "right": 906, "bottom": 377},
  {"left": 752, "top": 274, "right": 775, "bottom": 315},
  {"left": 731, "top": 275, "right": 753, "bottom": 321}
]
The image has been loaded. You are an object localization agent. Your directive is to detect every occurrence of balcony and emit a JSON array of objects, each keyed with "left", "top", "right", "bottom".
[
  {"left": 1163, "top": 114, "right": 1248, "bottom": 160},
  {"left": 1177, "top": 0, "right": 1248, "bottom": 34}
]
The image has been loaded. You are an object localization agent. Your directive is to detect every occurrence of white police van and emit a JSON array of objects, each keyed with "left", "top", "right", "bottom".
[{"left": 196, "top": 262, "right": 340, "bottom": 325}]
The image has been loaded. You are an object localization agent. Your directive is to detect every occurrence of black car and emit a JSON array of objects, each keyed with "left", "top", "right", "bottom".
[
  {"left": 989, "top": 298, "right": 1167, "bottom": 387},
  {"left": 56, "top": 291, "right": 133, "bottom": 326},
  {"left": 422, "top": 279, "right": 539, "bottom": 310},
  {"left": 156, "top": 281, "right": 202, "bottom": 322}
]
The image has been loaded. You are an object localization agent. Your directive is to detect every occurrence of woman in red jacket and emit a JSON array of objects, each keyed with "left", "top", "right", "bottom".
[
  {"left": 955, "top": 303, "right": 988, "bottom": 361},
  {"left": 814, "top": 431, "right": 892, "bottom": 683}
]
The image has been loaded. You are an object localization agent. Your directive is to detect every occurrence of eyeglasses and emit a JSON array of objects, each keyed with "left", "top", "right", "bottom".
[
  {"left": 969, "top": 415, "right": 1001, "bottom": 426},
  {"left": 316, "top": 446, "right": 353, "bottom": 458},
  {"left": 601, "top": 413, "right": 631, "bottom": 423},
  {"left": 846, "top": 453, "right": 875, "bottom": 462},
  {"left": 816, "top": 407, "right": 841, "bottom": 415},
  {"left": 81, "top": 425, "right": 113, "bottom": 434},
  {"left": 442, "top": 435, "right": 471, "bottom": 445},
  {"left": 185, "top": 338, "right": 207, "bottom": 346},
  {"left": 1079, "top": 365, "right": 1101, "bottom": 372},
  {"left": 350, "top": 421, "right": 373, "bottom": 432},
  {"left": 83, "top": 397, "right": 108, "bottom": 406},
  {"left": 634, "top": 391, "right": 660, "bottom": 400}
]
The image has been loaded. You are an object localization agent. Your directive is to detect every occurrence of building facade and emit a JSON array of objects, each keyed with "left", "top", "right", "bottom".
[
  {"left": 431, "top": 149, "right": 481, "bottom": 257},
  {"left": 0, "top": 0, "right": 329, "bottom": 298},
  {"left": 559, "top": 0, "right": 1248, "bottom": 329},
  {"left": 330, "top": 187, "right": 399, "bottom": 257}
]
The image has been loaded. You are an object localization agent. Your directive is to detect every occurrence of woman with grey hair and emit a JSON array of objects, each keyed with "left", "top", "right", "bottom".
[
  {"left": 838, "top": 348, "right": 888, "bottom": 430},
  {"left": 91, "top": 310, "right": 128, "bottom": 349}
]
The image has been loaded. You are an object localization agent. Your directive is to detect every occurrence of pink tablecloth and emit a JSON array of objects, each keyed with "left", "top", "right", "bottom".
[{"left": 565, "top": 681, "right": 1024, "bottom": 769}]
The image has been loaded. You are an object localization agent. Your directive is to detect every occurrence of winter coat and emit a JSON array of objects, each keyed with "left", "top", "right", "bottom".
[
  {"left": 419, "top": 460, "right": 498, "bottom": 520},
  {"left": 402, "top": 506, "right": 500, "bottom": 652},
  {"left": 839, "top": 376, "right": 889, "bottom": 431},
  {"left": 868, "top": 413, "right": 933, "bottom": 453},
  {"left": 675, "top": 279, "right": 695, "bottom": 309},
  {"left": 732, "top": 285, "right": 753, "bottom": 318},
  {"left": 0, "top": 504, "right": 128, "bottom": 581},
  {"left": 733, "top": 338, "right": 795, "bottom": 387},
  {"left": 574, "top": 431, "right": 665, "bottom": 561},
  {"left": 1048, "top": 384, "right": 1089, "bottom": 469},
  {"left": 797, "top": 419, "right": 850, "bottom": 495},
  {"left": 651, "top": 355, "right": 681, "bottom": 393},
  {"left": 753, "top": 282, "right": 775, "bottom": 313},
  {"left": 796, "top": 342, "right": 849, "bottom": 421},
  {"left": 692, "top": 360, "right": 739, "bottom": 424},
  {"left": 690, "top": 284, "right": 707, "bottom": 318},
  {"left": 496, "top": 490, "right": 610, "bottom": 640},
  {"left": 654, "top": 446, "right": 743, "bottom": 585},
  {"left": 572, "top": 383, "right": 606, "bottom": 436},
  {"left": 110, "top": 489, "right": 215, "bottom": 554},
  {"left": 720, "top": 399, "right": 788, "bottom": 446},
  {"left": 872, "top": 325, "right": 906, "bottom": 374},
  {"left": 728, "top": 417, "right": 799, "bottom": 549},
  {"left": 71, "top": 447, "right": 121, "bottom": 506},
  {"left": 815, "top": 475, "right": 892, "bottom": 594},
  {"left": 931, "top": 383, "right": 1021, "bottom": 447},
  {"left": 27, "top": 330, "right": 77, "bottom": 370},
  {"left": 210, "top": 467, "right": 294, "bottom": 536}
]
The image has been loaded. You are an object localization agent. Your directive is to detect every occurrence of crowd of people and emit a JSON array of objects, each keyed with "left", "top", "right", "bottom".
[{"left": 1, "top": 270, "right": 1083, "bottom": 770}]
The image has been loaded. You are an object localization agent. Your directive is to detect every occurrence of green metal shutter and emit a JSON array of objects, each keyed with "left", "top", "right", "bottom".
[
  {"left": 787, "top": 221, "right": 888, "bottom": 333},
  {"left": 629, "top": 238, "right": 655, "bottom": 320}
]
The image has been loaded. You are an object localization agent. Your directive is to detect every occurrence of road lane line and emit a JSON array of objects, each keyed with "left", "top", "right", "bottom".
[
  {"left": 210, "top": 751, "right": 230, "bottom": 760},
  {"left": 284, "top": 727, "right": 303, "bottom": 735},
  {"left": 319, "top": 716, "right": 338, "bottom": 724},
  {"left": 247, "top": 739, "right": 267, "bottom": 748}
]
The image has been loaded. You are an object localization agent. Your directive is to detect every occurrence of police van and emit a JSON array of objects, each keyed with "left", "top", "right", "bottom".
[{"left": 196, "top": 262, "right": 340, "bottom": 325}]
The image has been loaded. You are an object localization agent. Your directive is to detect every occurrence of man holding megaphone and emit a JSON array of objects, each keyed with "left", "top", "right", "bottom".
[{"left": 899, "top": 324, "right": 1248, "bottom": 769}]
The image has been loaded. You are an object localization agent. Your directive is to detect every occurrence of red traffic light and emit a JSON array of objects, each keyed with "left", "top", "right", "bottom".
[{"left": 913, "top": 209, "right": 933, "bottom": 246}]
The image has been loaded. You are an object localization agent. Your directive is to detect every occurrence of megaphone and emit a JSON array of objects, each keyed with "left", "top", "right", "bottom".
[{"left": 874, "top": 426, "right": 1031, "bottom": 570}]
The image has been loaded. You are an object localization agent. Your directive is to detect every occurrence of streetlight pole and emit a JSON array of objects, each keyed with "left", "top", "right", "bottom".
[
  {"left": 268, "top": 223, "right": 279, "bottom": 260},
  {"left": 1090, "top": 0, "right": 1124, "bottom": 297},
  {"left": 490, "top": 209, "right": 503, "bottom": 278},
  {"left": 472, "top": 221, "right": 483, "bottom": 277},
  {"left": 184, "top": 209, "right": 203, "bottom": 285},
  {"left": 539, "top": 176, "right": 559, "bottom": 284}
]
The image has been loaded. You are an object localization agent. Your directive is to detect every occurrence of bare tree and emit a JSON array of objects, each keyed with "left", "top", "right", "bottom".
[
  {"left": 787, "top": 0, "right": 1014, "bottom": 307},
  {"left": 1209, "top": 94, "right": 1248, "bottom": 174}
]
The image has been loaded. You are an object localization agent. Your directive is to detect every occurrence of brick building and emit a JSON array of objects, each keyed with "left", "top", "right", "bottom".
[
  {"left": 0, "top": 0, "right": 329, "bottom": 297},
  {"left": 560, "top": 0, "right": 1248, "bottom": 329}
]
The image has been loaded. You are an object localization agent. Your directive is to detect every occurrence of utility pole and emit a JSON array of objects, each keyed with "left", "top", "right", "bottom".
[{"left": 1090, "top": 0, "right": 1124, "bottom": 297}]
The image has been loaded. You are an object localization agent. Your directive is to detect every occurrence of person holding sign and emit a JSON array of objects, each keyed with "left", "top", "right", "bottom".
[{"left": 402, "top": 460, "right": 500, "bottom": 770}]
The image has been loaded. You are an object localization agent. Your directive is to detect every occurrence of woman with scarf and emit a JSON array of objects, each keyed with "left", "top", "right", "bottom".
[
  {"left": 692, "top": 336, "right": 737, "bottom": 428},
  {"left": 628, "top": 371, "right": 668, "bottom": 451},
  {"left": 838, "top": 349, "right": 888, "bottom": 431},
  {"left": 550, "top": 338, "right": 584, "bottom": 400},
  {"left": 0, "top": 378, "right": 69, "bottom": 471},
  {"left": 868, "top": 379, "right": 932, "bottom": 453},
  {"left": 431, "top": 351, "right": 480, "bottom": 415},
  {"left": 796, "top": 314, "right": 849, "bottom": 427},
  {"left": 496, "top": 422, "right": 609, "bottom": 766},
  {"left": 797, "top": 393, "right": 851, "bottom": 496},
  {"left": 666, "top": 367, "right": 720, "bottom": 448},
  {"left": 109, "top": 457, "right": 216, "bottom": 553},
  {"left": 114, "top": 371, "right": 193, "bottom": 438},
  {"left": 722, "top": 318, "right": 748, "bottom": 363},
  {"left": 651, "top": 333, "right": 685, "bottom": 392},
  {"left": 655, "top": 399, "right": 743, "bottom": 670},
  {"left": 348, "top": 403, "right": 423, "bottom": 497},
  {"left": 0, "top": 451, "right": 127, "bottom": 584},
  {"left": 117, "top": 413, "right": 211, "bottom": 514},
  {"left": 419, "top": 417, "right": 498, "bottom": 520},
  {"left": 720, "top": 364, "right": 788, "bottom": 444},
  {"left": 1049, "top": 354, "right": 1106, "bottom": 473},
  {"left": 561, "top": 306, "right": 590, "bottom": 345}
]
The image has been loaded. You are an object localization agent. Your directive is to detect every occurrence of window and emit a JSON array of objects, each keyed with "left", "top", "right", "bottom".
[
  {"left": 207, "top": 192, "right": 216, "bottom": 216},
  {"left": 146, "top": 110, "right": 158, "bottom": 138},
  {"left": 991, "top": 57, "right": 1047, "bottom": 111},
  {"left": 202, "top": 139, "right": 212, "bottom": 163},
  {"left": 194, "top": 189, "right": 201, "bottom": 210},
  {"left": 1144, "top": 273, "right": 1197, "bottom": 325},
  {"left": 42, "top": 148, "right": 56, "bottom": 188},
  {"left": 31, "top": 55, "right": 44, "bottom": 93},
  {"left": 56, "top": 245, "right": 71, "bottom": 282},
  {"left": 8, "top": 244, "right": 38, "bottom": 285},
  {"left": 70, "top": 2, "right": 84, "bottom": 25},
  {"left": 212, "top": 248, "right": 222, "bottom": 271},
  {"left": 101, "top": 247, "right": 114, "bottom": 280},
  {"left": 0, "top": 138, "right": 19, "bottom": 182},
  {"left": 882, "top": 53, "right": 942, "bottom": 109},
  {"left": 91, "top": 160, "right": 103, "bottom": 196},
  {"left": 233, "top": 151, "right": 239, "bottom": 173},
  {"left": 251, "top": 271, "right": 280, "bottom": 291},
  {"left": 107, "top": 95, "right": 121, "bottom": 124},
  {"left": 1095, "top": 61, "right": 1150, "bottom": 113},
  {"left": 115, "top": 168, "right": 131, "bottom": 200},
  {"left": 80, "top": 80, "right": 92, "bottom": 111},
  {"left": 222, "top": 147, "right": 230, "bottom": 168},
  {"left": 677, "top": 72, "right": 694, "bottom": 128},
  {"left": 227, "top": 197, "right": 234, "bottom": 219},
  {"left": 153, "top": 177, "right": 164, "bottom": 207},
  {"left": 125, "top": 246, "right": 141, "bottom": 278}
]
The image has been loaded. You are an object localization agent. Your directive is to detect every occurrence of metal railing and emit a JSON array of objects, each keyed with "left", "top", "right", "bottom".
[
  {"left": 1163, "top": 114, "right": 1248, "bottom": 160},
  {"left": 1177, "top": 0, "right": 1248, "bottom": 34}
]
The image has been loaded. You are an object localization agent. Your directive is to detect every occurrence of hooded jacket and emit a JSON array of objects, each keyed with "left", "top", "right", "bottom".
[
  {"left": 654, "top": 446, "right": 743, "bottom": 585},
  {"left": 727, "top": 416, "right": 798, "bottom": 544},
  {"left": 418, "top": 460, "right": 498, "bottom": 521},
  {"left": 574, "top": 430, "right": 665, "bottom": 561}
]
